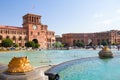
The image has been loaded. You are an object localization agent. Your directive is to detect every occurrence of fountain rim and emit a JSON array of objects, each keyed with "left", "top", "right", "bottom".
[{"left": 45, "top": 54, "right": 120, "bottom": 78}]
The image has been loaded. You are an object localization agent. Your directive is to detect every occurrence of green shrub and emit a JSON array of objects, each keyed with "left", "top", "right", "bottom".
[{"left": 1, "top": 38, "right": 13, "bottom": 47}]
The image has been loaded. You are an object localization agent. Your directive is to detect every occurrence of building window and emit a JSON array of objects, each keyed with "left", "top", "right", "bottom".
[
  {"left": 32, "top": 17, "right": 34, "bottom": 22},
  {"left": 38, "top": 32, "right": 40, "bottom": 35},
  {"left": 41, "top": 26, "right": 43, "bottom": 30},
  {"left": 5, "top": 30, "right": 7, "bottom": 34},
  {"left": 0, "top": 35, "right": 2, "bottom": 40},
  {"left": 117, "top": 31, "right": 120, "bottom": 35},
  {"left": 13, "top": 36, "right": 16, "bottom": 40},
  {"left": 24, "top": 32, "right": 26, "bottom": 35},
  {"left": 81, "top": 40, "right": 84, "bottom": 43},
  {"left": 0, "top": 30, "right": 2, "bottom": 33},
  {"left": 31, "top": 32, "right": 33, "bottom": 35},
  {"left": 19, "top": 36, "right": 22, "bottom": 41},
  {"left": 6, "top": 36, "right": 9, "bottom": 39},
  {"left": 19, "top": 43, "right": 22, "bottom": 46},
  {"left": 52, "top": 33, "right": 54, "bottom": 36}
]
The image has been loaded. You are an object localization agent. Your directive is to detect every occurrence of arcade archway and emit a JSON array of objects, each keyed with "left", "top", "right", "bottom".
[{"left": 32, "top": 39, "right": 38, "bottom": 44}]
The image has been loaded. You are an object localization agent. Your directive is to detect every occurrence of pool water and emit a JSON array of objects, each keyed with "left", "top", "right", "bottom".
[
  {"left": 59, "top": 57, "right": 120, "bottom": 80},
  {"left": 0, "top": 49, "right": 119, "bottom": 67}
]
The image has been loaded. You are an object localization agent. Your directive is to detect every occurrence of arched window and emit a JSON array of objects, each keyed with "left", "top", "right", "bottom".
[
  {"left": 73, "top": 40, "right": 76, "bottom": 46},
  {"left": 19, "top": 36, "right": 22, "bottom": 41},
  {"left": 6, "top": 36, "right": 10, "bottom": 39},
  {"left": 5, "top": 30, "right": 7, "bottom": 34},
  {"left": 32, "top": 17, "right": 34, "bottom": 22},
  {"left": 32, "top": 39, "right": 38, "bottom": 43},
  {"left": 41, "top": 26, "right": 43, "bottom": 30},
  {"left": 0, "top": 30, "right": 3, "bottom": 33},
  {"left": 38, "top": 32, "right": 40, "bottom": 35},
  {"left": 13, "top": 36, "right": 16, "bottom": 40},
  {"left": 31, "top": 31, "right": 33, "bottom": 35},
  {"left": 81, "top": 40, "right": 84, "bottom": 43},
  {"left": 0, "top": 35, "right": 2, "bottom": 40}
]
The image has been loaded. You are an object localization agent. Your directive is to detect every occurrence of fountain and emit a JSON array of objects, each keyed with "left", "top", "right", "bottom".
[
  {"left": 0, "top": 56, "right": 43, "bottom": 80},
  {"left": 98, "top": 46, "right": 113, "bottom": 58},
  {"left": 7, "top": 56, "right": 33, "bottom": 73}
]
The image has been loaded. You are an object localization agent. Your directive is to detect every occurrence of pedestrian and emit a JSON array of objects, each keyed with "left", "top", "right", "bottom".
[{"left": 117, "top": 45, "right": 120, "bottom": 51}]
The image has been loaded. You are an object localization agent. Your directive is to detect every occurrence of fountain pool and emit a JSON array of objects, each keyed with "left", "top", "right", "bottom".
[
  {"left": 0, "top": 49, "right": 120, "bottom": 80},
  {"left": 0, "top": 49, "right": 119, "bottom": 67},
  {"left": 45, "top": 56, "right": 120, "bottom": 80},
  {"left": 58, "top": 56, "right": 120, "bottom": 80}
]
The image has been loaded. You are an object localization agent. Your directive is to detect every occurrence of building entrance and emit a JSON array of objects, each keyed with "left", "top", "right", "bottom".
[{"left": 32, "top": 39, "right": 38, "bottom": 44}]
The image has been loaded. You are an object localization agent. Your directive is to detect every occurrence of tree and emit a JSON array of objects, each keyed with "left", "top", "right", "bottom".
[
  {"left": 25, "top": 41, "right": 35, "bottom": 48},
  {"left": 53, "top": 42, "right": 61, "bottom": 48},
  {"left": 60, "top": 44, "right": 65, "bottom": 48},
  {"left": 35, "top": 43, "right": 40, "bottom": 48},
  {"left": 1, "top": 38, "right": 13, "bottom": 48},
  {"left": 101, "top": 41, "right": 108, "bottom": 46},
  {"left": 112, "top": 43, "right": 117, "bottom": 45},
  {"left": 64, "top": 43, "right": 69, "bottom": 47},
  {"left": 13, "top": 43, "right": 19, "bottom": 48},
  {"left": 76, "top": 41, "right": 85, "bottom": 48}
]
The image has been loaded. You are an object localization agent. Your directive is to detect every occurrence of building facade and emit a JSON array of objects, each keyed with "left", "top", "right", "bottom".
[
  {"left": 62, "top": 30, "right": 120, "bottom": 46},
  {"left": 0, "top": 13, "right": 55, "bottom": 49},
  {"left": 55, "top": 35, "right": 62, "bottom": 43}
]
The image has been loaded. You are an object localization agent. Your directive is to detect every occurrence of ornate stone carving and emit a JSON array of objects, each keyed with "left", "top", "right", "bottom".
[
  {"left": 98, "top": 46, "right": 113, "bottom": 58},
  {"left": 7, "top": 56, "right": 33, "bottom": 73},
  {"left": 102, "top": 46, "right": 110, "bottom": 51}
]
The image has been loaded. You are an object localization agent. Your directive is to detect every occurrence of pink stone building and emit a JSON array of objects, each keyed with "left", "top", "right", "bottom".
[
  {"left": 0, "top": 13, "right": 55, "bottom": 49},
  {"left": 62, "top": 30, "right": 120, "bottom": 46}
]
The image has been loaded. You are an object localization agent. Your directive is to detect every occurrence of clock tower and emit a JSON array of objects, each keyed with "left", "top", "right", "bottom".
[
  {"left": 22, "top": 13, "right": 41, "bottom": 27},
  {"left": 22, "top": 13, "right": 48, "bottom": 49}
]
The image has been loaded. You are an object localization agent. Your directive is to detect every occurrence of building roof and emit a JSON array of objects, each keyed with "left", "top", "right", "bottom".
[
  {"left": 0, "top": 25, "right": 26, "bottom": 30},
  {"left": 62, "top": 30, "right": 120, "bottom": 35},
  {"left": 23, "top": 13, "right": 41, "bottom": 17}
]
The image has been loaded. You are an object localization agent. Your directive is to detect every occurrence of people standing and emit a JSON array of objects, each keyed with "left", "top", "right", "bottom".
[{"left": 117, "top": 45, "right": 120, "bottom": 51}]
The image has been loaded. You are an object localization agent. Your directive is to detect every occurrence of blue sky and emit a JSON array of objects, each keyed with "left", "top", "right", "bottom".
[{"left": 0, "top": 0, "right": 120, "bottom": 35}]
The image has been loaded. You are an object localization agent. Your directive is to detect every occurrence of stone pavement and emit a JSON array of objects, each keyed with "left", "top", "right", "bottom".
[{"left": 0, "top": 64, "right": 7, "bottom": 73}]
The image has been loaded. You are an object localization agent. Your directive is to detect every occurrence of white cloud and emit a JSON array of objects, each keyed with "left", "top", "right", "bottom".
[
  {"left": 93, "top": 10, "right": 120, "bottom": 31},
  {"left": 101, "top": 19, "right": 113, "bottom": 25},
  {"left": 116, "top": 9, "right": 120, "bottom": 13},
  {"left": 93, "top": 13, "right": 103, "bottom": 18},
  {"left": 96, "top": 19, "right": 113, "bottom": 26}
]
